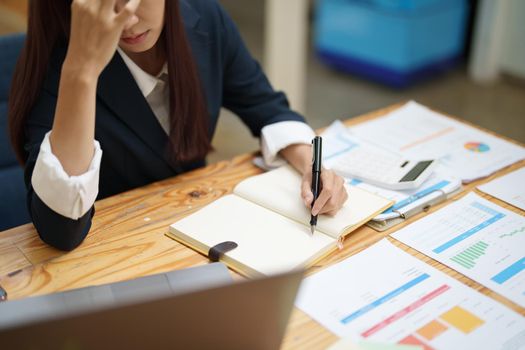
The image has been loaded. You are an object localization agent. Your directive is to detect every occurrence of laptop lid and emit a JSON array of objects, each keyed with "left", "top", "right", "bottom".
[
  {"left": 0, "top": 264, "right": 303, "bottom": 350},
  {"left": 0, "top": 262, "right": 233, "bottom": 330}
]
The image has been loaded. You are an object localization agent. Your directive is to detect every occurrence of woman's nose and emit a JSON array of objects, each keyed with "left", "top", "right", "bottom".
[
  {"left": 124, "top": 15, "right": 140, "bottom": 30},
  {"left": 115, "top": 0, "right": 139, "bottom": 30}
]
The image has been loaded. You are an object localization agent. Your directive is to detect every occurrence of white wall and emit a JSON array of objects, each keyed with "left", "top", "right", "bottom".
[
  {"left": 470, "top": 0, "right": 525, "bottom": 82},
  {"left": 499, "top": 0, "right": 525, "bottom": 78}
]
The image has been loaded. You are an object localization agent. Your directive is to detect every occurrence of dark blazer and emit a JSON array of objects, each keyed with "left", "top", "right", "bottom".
[{"left": 24, "top": 0, "right": 306, "bottom": 251}]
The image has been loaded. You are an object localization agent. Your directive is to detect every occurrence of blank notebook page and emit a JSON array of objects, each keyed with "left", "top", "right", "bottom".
[
  {"left": 234, "top": 166, "right": 392, "bottom": 238},
  {"left": 170, "top": 195, "right": 335, "bottom": 276}
]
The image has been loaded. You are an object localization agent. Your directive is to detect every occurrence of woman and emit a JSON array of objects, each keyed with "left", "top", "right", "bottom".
[{"left": 8, "top": 0, "right": 347, "bottom": 250}]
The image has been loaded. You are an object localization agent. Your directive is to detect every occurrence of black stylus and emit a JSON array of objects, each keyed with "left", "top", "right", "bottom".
[{"left": 310, "top": 136, "right": 322, "bottom": 235}]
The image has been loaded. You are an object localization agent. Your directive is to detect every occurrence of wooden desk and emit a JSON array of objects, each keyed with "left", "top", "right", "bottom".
[{"left": 1, "top": 103, "right": 523, "bottom": 349}]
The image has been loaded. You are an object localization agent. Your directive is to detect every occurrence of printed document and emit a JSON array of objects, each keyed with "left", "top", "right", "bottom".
[
  {"left": 478, "top": 167, "right": 525, "bottom": 211},
  {"left": 392, "top": 192, "right": 525, "bottom": 308},
  {"left": 348, "top": 102, "right": 525, "bottom": 182},
  {"left": 295, "top": 239, "right": 525, "bottom": 350}
]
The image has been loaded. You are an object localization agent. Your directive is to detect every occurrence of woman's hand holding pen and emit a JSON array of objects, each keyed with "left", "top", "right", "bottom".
[
  {"left": 301, "top": 168, "right": 348, "bottom": 216},
  {"left": 280, "top": 143, "right": 348, "bottom": 217},
  {"left": 64, "top": 0, "right": 141, "bottom": 77}
]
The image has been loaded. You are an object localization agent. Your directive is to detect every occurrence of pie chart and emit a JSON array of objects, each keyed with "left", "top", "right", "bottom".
[{"left": 464, "top": 142, "right": 490, "bottom": 153}]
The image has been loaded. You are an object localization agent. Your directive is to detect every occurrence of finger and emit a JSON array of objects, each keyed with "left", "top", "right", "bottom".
[
  {"left": 325, "top": 209, "right": 339, "bottom": 217},
  {"left": 116, "top": 0, "right": 141, "bottom": 24},
  {"left": 72, "top": 0, "right": 96, "bottom": 12},
  {"left": 301, "top": 176, "right": 313, "bottom": 207},
  {"left": 72, "top": 0, "right": 86, "bottom": 6},
  {"left": 326, "top": 177, "right": 348, "bottom": 214},
  {"left": 318, "top": 193, "right": 343, "bottom": 215},
  {"left": 311, "top": 172, "right": 336, "bottom": 215},
  {"left": 99, "top": 0, "right": 117, "bottom": 13},
  {"left": 311, "top": 189, "right": 331, "bottom": 216},
  {"left": 326, "top": 176, "right": 348, "bottom": 212},
  {"left": 342, "top": 185, "right": 349, "bottom": 204},
  {"left": 313, "top": 171, "right": 349, "bottom": 215},
  {"left": 87, "top": 0, "right": 104, "bottom": 12}
]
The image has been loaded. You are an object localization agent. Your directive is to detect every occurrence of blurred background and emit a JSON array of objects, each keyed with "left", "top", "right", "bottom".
[{"left": 0, "top": 0, "right": 524, "bottom": 166}]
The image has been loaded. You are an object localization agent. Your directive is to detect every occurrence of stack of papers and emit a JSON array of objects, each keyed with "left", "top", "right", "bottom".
[
  {"left": 292, "top": 103, "right": 525, "bottom": 349},
  {"left": 296, "top": 239, "right": 525, "bottom": 350},
  {"left": 348, "top": 101, "right": 525, "bottom": 183}
]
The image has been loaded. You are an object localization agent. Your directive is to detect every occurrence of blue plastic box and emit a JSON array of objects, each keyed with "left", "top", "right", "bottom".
[{"left": 315, "top": 0, "right": 469, "bottom": 87}]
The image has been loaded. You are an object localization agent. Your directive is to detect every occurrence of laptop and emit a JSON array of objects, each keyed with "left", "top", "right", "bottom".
[{"left": 0, "top": 263, "right": 303, "bottom": 350}]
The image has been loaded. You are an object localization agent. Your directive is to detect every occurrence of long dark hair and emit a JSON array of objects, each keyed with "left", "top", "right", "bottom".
[{"left": 9, "top": 0, "right": 211, "bottom": 165}]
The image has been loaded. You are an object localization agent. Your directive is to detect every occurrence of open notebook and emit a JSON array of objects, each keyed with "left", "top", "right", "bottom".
[{"left": 167, "top": 166, "right": 392, "bottom": 277}]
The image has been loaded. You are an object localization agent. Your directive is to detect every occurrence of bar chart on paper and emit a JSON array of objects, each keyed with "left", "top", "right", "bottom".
[
  {"left": 392, "top": 192, "right": 525, "bottom": 307},
  {"left": 295, "top": 240, "right": 525, "bottom": 350}
]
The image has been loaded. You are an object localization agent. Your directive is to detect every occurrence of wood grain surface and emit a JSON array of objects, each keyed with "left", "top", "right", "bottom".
[{"left": 0, "top": 103, "right": 523, "bottom": 349}]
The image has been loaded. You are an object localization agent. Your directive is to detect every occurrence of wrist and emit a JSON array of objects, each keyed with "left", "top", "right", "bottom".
[
  {"left": 280, "top": 143, "right": 312, "bottom": 175},
  {"left": 61, "top": 57, "right": 101, "bottom": 84}
]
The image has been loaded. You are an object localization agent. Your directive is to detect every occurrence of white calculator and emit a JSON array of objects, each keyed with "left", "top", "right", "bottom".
[{"left": 329, "top": 147, "right": 436, "bottom": 190}]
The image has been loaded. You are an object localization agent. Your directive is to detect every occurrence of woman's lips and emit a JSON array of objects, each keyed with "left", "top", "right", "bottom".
[{"left": 121, "top": 30, "right": 149, "bottom": 45}]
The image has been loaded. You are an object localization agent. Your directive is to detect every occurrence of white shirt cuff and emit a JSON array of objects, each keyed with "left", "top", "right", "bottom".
[
  {"left": 31, "top": 131, "right": 103, "bottom": 220},
  {"left": 261, "top": 121, "right": 316, "bottom": 167}
]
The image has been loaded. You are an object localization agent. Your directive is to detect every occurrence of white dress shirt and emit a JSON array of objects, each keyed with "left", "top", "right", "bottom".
[{"left": 31, "top": 49, "right": 315, "bottom": 220}]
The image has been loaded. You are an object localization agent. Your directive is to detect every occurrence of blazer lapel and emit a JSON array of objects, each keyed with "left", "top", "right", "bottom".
[{"left": 97, "top": 53, "right": 179, "bottom": 172}]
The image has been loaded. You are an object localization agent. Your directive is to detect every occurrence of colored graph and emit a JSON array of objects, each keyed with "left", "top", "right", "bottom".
[
  {"left": 392, "top": 193, "right": 525, "bottom": 308},
  {"left": 399, "top": 306, "right": 485, "bottom": 349},
  {"left": 440, "top": 306, "right": 484, "bottom": 333},
  {"left": 341, "top": 274, "right": 430, "bottom": 324},
  {"left": 491, "top": 257, "right": 525, "bottom": 284},
  {"left": 450, "top": 241, "right": 489, "bottom": 269},
  {"left": 399, "top": 334, "right": 434, "bottom": 350},
  {"left": 359, "top": 283, "right": 450, "bottom": 338},
  {"left": 499, "top": 226, "right": 525, "bottom": 238},
  {"left": 432, "top": 202, "right": 504, "bottom": 254},
  {"left": 464, "top": 142, "right": 490, "bottom": 153},
  {"left": 417, "top": 320, "right": 448, "bottom": 340}
]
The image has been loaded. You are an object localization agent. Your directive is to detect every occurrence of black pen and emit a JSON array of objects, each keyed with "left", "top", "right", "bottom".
[{"left": 310, "top": 136, "right": 322, "bottom": 235}]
